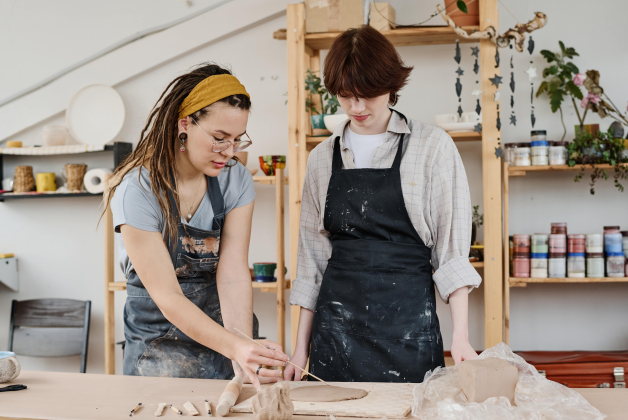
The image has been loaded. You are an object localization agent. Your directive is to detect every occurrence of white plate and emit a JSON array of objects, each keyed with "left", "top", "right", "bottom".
[
  {"left": 66, "top": 84, "right": 125, "bottom": 146},
  {"left": 436, "top": 122, "right": 477, "bottom": 132}
]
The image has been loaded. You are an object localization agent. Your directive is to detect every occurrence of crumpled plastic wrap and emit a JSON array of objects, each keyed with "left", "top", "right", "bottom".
[{"left": 412, "top": 342, "right": 606, "bottom": 420}]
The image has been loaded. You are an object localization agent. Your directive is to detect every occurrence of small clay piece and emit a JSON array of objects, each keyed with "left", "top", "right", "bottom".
[
  {"left": 169, "top": 405, "right": 183, "bottom": 415},
  {"left": 458, "top": 357, "right": 519, "bottom": 404},
  {"left": 251, "top": 382, "right": 294, "bottom": 420},
  {"left": 290, "top": 386, "right": 368, "bottom": 402},
  {"left": 184, "top": 401, "right": 200, "bottom": 416},
  {"left": 154, "top": 403, "right": 167, "bottom": 417}
]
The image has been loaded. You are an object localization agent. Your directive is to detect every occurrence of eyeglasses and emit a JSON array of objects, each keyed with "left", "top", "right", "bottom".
[{"left": 191, "top": 118, "right": 252, "bottom": 153}]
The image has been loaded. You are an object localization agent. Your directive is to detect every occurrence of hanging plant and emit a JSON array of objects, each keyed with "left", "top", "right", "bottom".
[
  {"left": 568, "top": 127, "right": 628, "bottom": 194},
  {"left": 305, "top": 69, "right": 339, "bottom": 115}
]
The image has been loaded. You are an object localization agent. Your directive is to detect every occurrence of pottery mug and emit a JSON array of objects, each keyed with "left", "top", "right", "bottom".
[
  {"left": 36, "top": 172, "right": 57, "bottom": 192},
  {"left": 461, "top": 112, "right": 481, "bottom": 123},
  {"left": 253, "top": 262, "right": 287, "bottom": 283},
  {"left": 434, "top": 114, "right": 459, "bottom": 126},
  {"left": 0, "top": 351, "right": 20, "bottom": 383},
  {"left": 2, "top": 177, "right": 13, "bottom": 191}
]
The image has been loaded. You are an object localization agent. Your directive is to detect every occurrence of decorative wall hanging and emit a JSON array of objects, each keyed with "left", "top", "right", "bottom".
[
  {"left": 526, "top": 37, "right": 537, "bottom": 128},
  {"left": 509, "top": 46, "right": 516, "bottom": 126},
  {"left": 455, "top": 40, "right": 463, "bottom": 117},
  {"left": 436, "top": 5, "right": 547, "bottom": 53},
  {"left": 471, "top": 46, "right": 481, "bottom": 115}
]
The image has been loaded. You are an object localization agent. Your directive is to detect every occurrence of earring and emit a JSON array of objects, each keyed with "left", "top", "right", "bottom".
[{"left": 179, "top": 132, "right": 187, "bottom": 152}]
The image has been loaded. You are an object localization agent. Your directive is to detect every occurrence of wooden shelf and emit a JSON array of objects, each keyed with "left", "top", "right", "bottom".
[
  {"left": 471, "top": 261, "right": 484, "bottom": 268},
  {"left": 507, "top": 163, "right": 624, "bottom": 177},
  {"left": 306, "top": 131, "right": 481, "bottom": 149},
  {"left": 0, "top": 144, "right": 115, "bottom": 155},
  {"left": 304, "top": 26, "right": 480, "bottom": 50},
  {"left": 253, "top": 176, "right": 289, "bottom": 185},
  {"left": 0, "top": 192, "right": 102, "bottom": 202},
  {"left": 509, "top": 277, "right": 628, "bottom": 287},
  {"left": 108, "top": 280, "right": 291, "bottom": 293}
]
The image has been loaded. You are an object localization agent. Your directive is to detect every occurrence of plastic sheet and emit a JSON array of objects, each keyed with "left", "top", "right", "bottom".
[{"left": 412, "top": 343, "right": 606, "bottom": 420}]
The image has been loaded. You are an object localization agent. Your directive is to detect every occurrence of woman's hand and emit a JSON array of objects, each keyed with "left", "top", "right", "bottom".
[
  {"left": 451, "top": 336, "right": 477, "bottom": 364},
  {"left": 232, "top": 338, "right": 288, "bottom": 391},
  {"left": 283, "top": 345, "right": 309, "bottom": 381}
]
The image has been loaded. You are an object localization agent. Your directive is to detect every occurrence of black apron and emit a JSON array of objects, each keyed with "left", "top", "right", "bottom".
[
  {"left": 309, "top": 110, "right": 445, "bottom": 383},
  {"left": 123, "top": 174, "right": 258, "bottom": 378}
]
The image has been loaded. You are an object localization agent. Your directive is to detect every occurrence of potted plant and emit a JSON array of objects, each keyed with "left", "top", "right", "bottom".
[
  {"left": 537, "top": 41, "right": 628, "bottom": 140},
  {"left": 305, "top": 69, "right": 340, "bottom": 136},
  {"left": 568, "top": 126, "right": 628, "bottom": 194}
]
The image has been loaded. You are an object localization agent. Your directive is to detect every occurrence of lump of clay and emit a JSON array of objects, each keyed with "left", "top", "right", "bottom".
[
  {"left": 251, "top": 382, "right": 294, "bottom": 420},
  {"left": 458, "top": 357, "right": 519, "bottom": 404},
  {"left": 290, "top": 385, "right": 368, "bottom": 402}
]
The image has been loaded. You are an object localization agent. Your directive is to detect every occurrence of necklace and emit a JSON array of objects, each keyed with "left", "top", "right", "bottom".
[{"left": 179, "top": 174, "right": 204, "bottom": 221}]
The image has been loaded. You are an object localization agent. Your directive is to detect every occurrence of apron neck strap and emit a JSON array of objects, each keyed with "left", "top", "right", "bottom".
[{"left": 167, "top": 172, "right": 225, "bottom": 231}]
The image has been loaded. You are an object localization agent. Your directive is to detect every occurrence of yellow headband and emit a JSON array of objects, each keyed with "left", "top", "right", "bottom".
[{"left": 178, "top": 74, "right": 250, "bottom": 119}]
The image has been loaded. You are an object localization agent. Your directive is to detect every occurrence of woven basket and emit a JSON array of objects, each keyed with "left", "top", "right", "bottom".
[
  {"left": 65, "top": 164, "right": 88, "bottom": 191},
  {"left": 14, "top": 166, "right": 34, "bottom": 192}
]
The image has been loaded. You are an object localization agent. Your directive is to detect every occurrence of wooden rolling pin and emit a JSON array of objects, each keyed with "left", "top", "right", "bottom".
[{"left": 216, "top": 376, "right": 244, "bottom": 417}]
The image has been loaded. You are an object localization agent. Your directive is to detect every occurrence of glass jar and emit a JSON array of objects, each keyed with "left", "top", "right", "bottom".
[
  {"left": 586, "top": 233, "right": 603, "bottom": 253},
  {"left": 551, "top": 223, "right": 567, "bottom": 235},
  {"left": 622, "top": 231, "right": 628, "bottom": 252},
  {"left": 531, "top": 234, "right": 549, "bottom": 253},
  {"left": 513, "top": 234, "right": 531, "bottom": 254},
  {"left": 549, "top": 141, "right": 569, "bottom": 165},
  {"left": 531, "top": 130, "right": 547, "bottom": 141},
  {"left": 605, "top": 232, "right": 623, "bottom": 253},
  {"left": 549, "top": 234, "right": 567, "bottom": 254},
  {"left": 586, "top": 253, "right": 605, "bottom": 278},
  {"left": 606, "top": 252, "right": 625, "bottom": 277},
  {"left": 567, "top": 253, "right": 586, "bottom": 278},
  {"left": 531, "top": 140, "right": 549, "bottom": 166},
  {"left": 514, "top": 143, "right": 531, "bottom": 166},
  {"left": 568, "top": 234, "right": 586, "bottom": 254},
  {"left": 548, "top": 254, "right": 566, "bottom": 278},
  {"left": 503, "top": 143, "right": 519, "bottom": 165},
  {"left": 530, "top": 253, "right": 548, "bottom": 278},
  {"left": 513, "top": 253, "right": 530, "bottom": 278}
]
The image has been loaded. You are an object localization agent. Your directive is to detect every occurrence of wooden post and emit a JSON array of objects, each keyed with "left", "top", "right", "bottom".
[
  {"left": 275, "top": 168, "right": 286, "bottom": 350},
  {"left": 502, "top": 160, "right": 510, "bottom": 345},
  {"left": 287, "top": 3, "right": 306, "bottom": 353},
  {"left": 104, "top": 204, "right": 115, "bottom": 374},
  {"left": 479, "top": 0, "right": 504, "bottom": 347}
]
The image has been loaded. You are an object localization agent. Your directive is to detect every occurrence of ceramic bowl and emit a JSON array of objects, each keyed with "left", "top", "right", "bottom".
[
  {"left": 324, "top": 114, "right": 348, "bottom": 133},
  {"left": 259, "top": 155, "right": 286, "bottom": 176}
]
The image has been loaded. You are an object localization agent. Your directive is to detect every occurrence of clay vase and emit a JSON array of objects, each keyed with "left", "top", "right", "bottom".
[
  {"left": 0, "top": 352, "right": 20, "bottom": 383},
  {"left": 445, "top": 0, "right": 479, "bottom": 26}
]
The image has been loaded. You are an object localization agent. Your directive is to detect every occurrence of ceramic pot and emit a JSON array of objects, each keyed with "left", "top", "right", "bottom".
[
  {"left": 253, "top": 263, "right": 287, "bottom": 283},
  {"left": 445, "top": 0, "right": 479, "bottom": 26},
  {"left": 310, "top": 114, "right": 331, "bottom": 136},
  {"left": 0, "top": 352, "right": 20, "bottom": 383},
  {"left": 259, "top": 155, "right": 286, "bottom": 176}
]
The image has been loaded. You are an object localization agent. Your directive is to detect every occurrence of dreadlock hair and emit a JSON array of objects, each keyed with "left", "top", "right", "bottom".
[{"left": 103, "top": 63, "right": 251, "bottom": 246}]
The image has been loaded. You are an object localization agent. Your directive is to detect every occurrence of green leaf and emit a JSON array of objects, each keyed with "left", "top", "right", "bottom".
[
  {"left": 540, "top": 50, "right": 556, "bottom": 63},
  {"left": 559, "top": 41, "right": 566, "bottom": 54},
  {"left": 564, "top": 62, "right": 579, "bottom": 74},
  {"left": 457, "top": 0, "right": 468, "bottom": 14},
  {"left": 564, "top": 47, "right": 579, "bottom": 58},
  {"left": 550, "top": 90, "right": 564, "bottom": 113},
  {"left": 548, "top": 65, "right": 559, "bottom": 75},
  {"left": 565, "top": 80, "right": 584, "bottom": 100},
  {"left": 536, "top": 81, "right": 549, "bottom": 97}
]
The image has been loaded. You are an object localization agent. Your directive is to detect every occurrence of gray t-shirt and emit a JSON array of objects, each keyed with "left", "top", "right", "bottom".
[{"left": 111, "top": 163, "right": 255, "bottom": 277}]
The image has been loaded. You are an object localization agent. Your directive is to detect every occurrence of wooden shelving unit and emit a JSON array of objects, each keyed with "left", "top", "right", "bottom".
[
  {"left": 502, "top": 161, "right": 628, "bottom": 344},
  {"left": 103, "top": 169, "right": 289, "bottom": 374},
  {"left": 285, "top": 1, "right": 503, "bottom": 352}
]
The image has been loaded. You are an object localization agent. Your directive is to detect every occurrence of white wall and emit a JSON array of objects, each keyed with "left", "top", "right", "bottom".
[{"left": 1, "top": 0, "right": 627, "bottom": 375}]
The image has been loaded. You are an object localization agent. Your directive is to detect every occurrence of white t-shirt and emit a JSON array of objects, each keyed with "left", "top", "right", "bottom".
[{"left": 343, "top": 124, "right": 387, "bottom": 169}]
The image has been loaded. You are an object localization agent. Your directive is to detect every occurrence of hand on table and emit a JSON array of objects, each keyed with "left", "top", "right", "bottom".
[
  {"left": 283, "top": 346, "right": 308, "bottom": 381},
  {"left": 233, "top": 339, "right": 288, "bottom": 391},
  {"left": 451, "top": 337, "right": 478, "bottom": 364}
]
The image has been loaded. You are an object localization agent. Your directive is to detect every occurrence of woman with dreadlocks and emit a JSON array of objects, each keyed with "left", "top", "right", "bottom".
[{"left": 105, "top": 64, "right": 288, "bottom": 389}]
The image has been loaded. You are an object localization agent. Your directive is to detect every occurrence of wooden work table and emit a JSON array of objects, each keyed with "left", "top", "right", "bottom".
[{"left": 1, "top": 371, "right": 627, "bottom": 420}]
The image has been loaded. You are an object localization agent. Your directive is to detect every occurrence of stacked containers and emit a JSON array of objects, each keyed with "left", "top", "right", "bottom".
[
  {"left": 531, "top": 234, "right": 549, "bottom": 278},
  {"left": 605, "top": 230, "right": 625, "bottom": 277},
  {"left": 504, "top": 143, "right": 519, "bottom": 165},
  {"left": 531, "top": 131, "right": 549, "bottom": 166},
  {"left": 549, "top": 141, "right": 568, "bottom": 165},
  {"left": 567, "top": 234, "right": 586, "bottom": 278},
  {"left": 622, "top": 231, "right": 628, "bottom": 277},
  {"left": 548, "top": 233, "right": 567, "bottom": 278},
  {"left": 513, "top": 234, "right": 530, "bottom": 278},
  {"left": 514, "top": 142, "right": 531, "bottom": 166},
  {"left": 586, "top": 233, "right": 604, "bottom": 278}
]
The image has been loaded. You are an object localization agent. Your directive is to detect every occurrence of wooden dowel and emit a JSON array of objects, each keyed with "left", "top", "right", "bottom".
[{"left": 233, "top": 328, "right": 330, "bottom": 386}]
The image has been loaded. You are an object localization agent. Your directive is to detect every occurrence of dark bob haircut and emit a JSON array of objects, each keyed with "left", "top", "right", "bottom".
[{"left": 323, "top": 25, "right": 413, "bottom": 106}]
